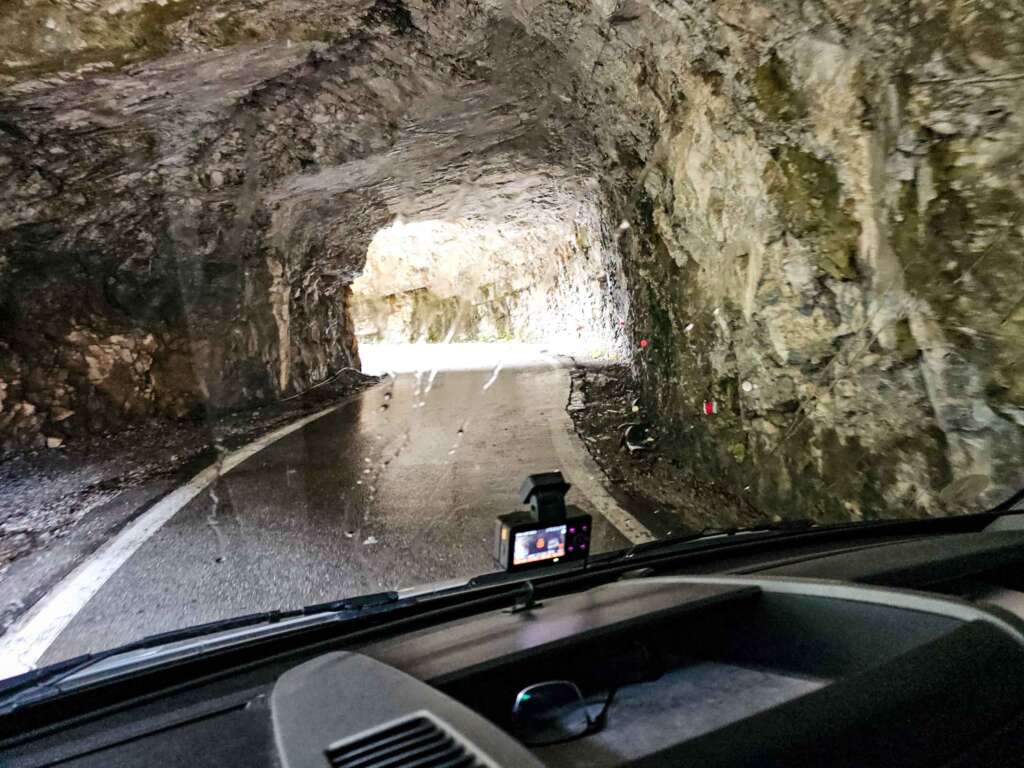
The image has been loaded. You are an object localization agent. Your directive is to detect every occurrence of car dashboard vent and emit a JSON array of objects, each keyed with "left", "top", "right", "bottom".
[{"left": 325, "top": 712, "right": 493, "bottom": 768}]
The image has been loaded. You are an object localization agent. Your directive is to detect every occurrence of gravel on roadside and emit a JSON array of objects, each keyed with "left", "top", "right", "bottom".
[
  {"left": 0, "top": 369, "right": 380, "bottom": 629},
  {"left": 567, "top": 363, "right": 763, "bottom": 537}
]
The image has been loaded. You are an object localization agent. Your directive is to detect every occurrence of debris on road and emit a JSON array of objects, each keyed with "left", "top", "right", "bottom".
[
  {"left": 622, "top": 423, "right": 654, "bottom": 452},
  {"left": 567, "top": 365, "right": 756, "bottom": 535}
]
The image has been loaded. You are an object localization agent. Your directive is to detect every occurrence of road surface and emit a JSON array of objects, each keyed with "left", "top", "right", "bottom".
[{"left": 28, "top": 348, "right": 642, "bottom": 666}]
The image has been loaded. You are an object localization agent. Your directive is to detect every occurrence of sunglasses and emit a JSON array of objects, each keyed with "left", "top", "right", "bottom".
[{"left": 512, "top": 680, "right": 618, "bottom": 746}]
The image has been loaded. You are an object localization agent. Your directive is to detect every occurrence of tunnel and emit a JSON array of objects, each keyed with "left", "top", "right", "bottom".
[{"left": 1, "top": 0, "right": 1023, "bottom": 527}]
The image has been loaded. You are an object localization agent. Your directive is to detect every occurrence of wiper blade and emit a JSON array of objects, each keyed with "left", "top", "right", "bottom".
[
  {"left": 721, "top": 518, "right": 817, "bottom": 534},
  {"left": 0, "top": 590, "right": 400, "bottom": 711},
  {"left": 300, "top": 590, "right": 399, "bottom": 615},
  {"left": 606, "top": 518, "right": 820, "bottom": 562}
]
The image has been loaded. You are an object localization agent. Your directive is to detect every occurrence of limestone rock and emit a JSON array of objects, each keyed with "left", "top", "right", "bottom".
[{"left": 1, "top": 0, "right": 1022, "bottom": 520}]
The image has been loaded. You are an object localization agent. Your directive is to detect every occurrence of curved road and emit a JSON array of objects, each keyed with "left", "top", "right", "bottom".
[{"left": 28, "top": 351, "right": 640, "bottom": 666}]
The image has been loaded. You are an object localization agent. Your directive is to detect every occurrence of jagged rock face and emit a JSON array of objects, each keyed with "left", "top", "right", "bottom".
[
  {"left": 2, "top": 0, "right": 1023, "bottom": 520},
  {"left": 581, "top": 0, "right": 1024, "bottom": 519},
  {"left": 1, "top": 39, "right": 371, "bottom": 442}
]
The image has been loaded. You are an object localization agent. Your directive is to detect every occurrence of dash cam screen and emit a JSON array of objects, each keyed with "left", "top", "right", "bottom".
[{"left": 513, "top": 524, "right": 567, "bottom": 566}]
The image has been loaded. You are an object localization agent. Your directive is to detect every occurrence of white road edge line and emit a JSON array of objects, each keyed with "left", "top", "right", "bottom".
[
  {"left": 0, "top": 403, "right": 345, "bottom": 679},
  {"left": 542, "top": 354, "right": 656, "bottom": 546}
]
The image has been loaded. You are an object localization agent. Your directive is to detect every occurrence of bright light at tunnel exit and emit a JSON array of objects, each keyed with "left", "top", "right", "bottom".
[
  {"left": 351, "top": 216, "right": 628, "bottom": 373},
  {"left": 359, "top": 342, "right": 564, "bottom": 375}
]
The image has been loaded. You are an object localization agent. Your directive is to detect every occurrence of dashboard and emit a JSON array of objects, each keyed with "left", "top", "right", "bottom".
[{"left": 5, "top": 525, "right": 1024, "bottom": 768}]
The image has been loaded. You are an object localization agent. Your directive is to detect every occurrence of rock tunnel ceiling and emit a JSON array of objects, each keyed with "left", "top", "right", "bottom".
[{"left": 1, "top": 0, "right": 1023, "bottom": 521}]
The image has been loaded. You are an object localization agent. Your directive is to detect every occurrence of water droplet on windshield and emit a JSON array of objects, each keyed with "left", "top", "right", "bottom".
[{"left": 483, "top": 360, "right": 504, "bottom": 390}]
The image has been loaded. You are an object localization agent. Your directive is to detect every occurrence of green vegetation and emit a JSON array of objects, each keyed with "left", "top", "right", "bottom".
[
  {"left": 645, "top": 281, "right": 676, "bottom": 378},
  {"left": 409, "top": 288, "right": 465, "bottom": 342},
  {"left": 752, "top": 52, "right": 807, "bottom": 123},
  {"left": 0, "top": 0, "right": 203, "bottom": 80},
  {"left": 0, "top": 0, "right": 322, "bottom": 82},
  {"left": 766, "top": 147, "right": 861, "bottom": 280}
]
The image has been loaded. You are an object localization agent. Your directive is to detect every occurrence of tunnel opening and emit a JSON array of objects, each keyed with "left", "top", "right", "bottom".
[{"left": 350, "top": 200, "right": 628, "bottom": 374}]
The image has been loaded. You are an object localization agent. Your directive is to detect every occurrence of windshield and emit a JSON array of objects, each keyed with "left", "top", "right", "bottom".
[{"left": 1, "top": 0, "right": 1022, "bottom": 680}]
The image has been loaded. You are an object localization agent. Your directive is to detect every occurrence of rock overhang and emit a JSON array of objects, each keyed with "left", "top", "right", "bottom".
[{"left": 2, "top": 0, "right": 1022, "bottom": 524}]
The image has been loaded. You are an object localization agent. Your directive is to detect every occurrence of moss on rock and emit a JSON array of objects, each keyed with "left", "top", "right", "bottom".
[
  {"left": 753, "top": 53, "right": 807, "bottom": 123},
  {"left": 766, "top": 148, "right": 861, "bottom": 281}
]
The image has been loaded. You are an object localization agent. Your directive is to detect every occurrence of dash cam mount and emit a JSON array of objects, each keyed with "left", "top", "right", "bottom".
[{"left": 494, "top": 471, "right": 592, "bottom": 572}]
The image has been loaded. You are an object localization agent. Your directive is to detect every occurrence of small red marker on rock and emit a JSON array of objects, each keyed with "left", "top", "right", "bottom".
[{"left": 639, "top": 338, "right": 649, "bottom": 349}]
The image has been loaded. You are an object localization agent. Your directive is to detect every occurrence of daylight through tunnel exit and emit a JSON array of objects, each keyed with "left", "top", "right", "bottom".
[{"left": 351, "top": 200, "right": 628, "bottom": 373}]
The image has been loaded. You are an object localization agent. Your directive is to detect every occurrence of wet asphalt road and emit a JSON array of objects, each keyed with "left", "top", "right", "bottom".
[{"left": 41, "top": 356, "right": 630, "bottom": 663}]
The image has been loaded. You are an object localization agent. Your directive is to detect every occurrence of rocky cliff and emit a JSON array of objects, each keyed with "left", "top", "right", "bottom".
[{"left": 2, "top": 0, "right": 1022, "bottom": 518}]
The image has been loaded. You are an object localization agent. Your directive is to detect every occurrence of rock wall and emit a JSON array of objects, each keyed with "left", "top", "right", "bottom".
[
  {"left": 418, "top": 0, "right": 1024, "bottom": 517},
  {"left": 2, "top": 0, "right": 1022, "bottom": 520},
  {"left": 525, "top": 0, "right": 1023, "bottom": 518},
  {"left": 0, "top": 0, "right": 609, "bottom": 448},
  {"left": 0, "top": 2, "right": 453, "bottom": 448},
  {"left": 1, "top": 39, "right": 371, "bottom": 446}
]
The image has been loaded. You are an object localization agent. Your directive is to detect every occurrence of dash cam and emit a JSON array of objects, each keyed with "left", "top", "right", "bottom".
[{"left": 494, "top": 472, "right": 592, "bottom": 572}]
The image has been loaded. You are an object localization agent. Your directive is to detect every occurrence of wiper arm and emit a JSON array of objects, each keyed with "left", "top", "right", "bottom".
[
  {"left": 694, "top": 518, "right": 817, "bottom": 537},
  {"left": 609, "top": 518, "right": 819, "bottom": 561},
  {"left": 298, "top": 589, "right": 399, "bottom": 616},
  {"left": 0, "top": 590, "right": 399, "bottom": 711},
  {"left": 617, "top": 480, "right": 1024, "bottom": 563}
]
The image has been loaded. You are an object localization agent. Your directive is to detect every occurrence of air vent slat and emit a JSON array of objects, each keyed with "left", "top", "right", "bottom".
[
  {"left": 394, "top": 742, "right": 464, "bottom": 768},
  {"left": 326, "top": 715, "right": 487, "bottom": 768},
  {"left": 341, "top": 727, "right": 444, "bottom": 766},
  {"left": 347, "top": 734, "right": 452, "bottom": 768},
  {"left": 341, "top": 720, "right": 435, "bottom": 758}
]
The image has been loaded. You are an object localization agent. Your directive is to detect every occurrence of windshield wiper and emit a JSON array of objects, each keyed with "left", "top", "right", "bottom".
[
  {"left": 603, "top": 482, "right": 1024, "bottom": 566},
  {"left": 0, "top": 590, "right": 400, "bottom": 711},
  {"left": 607, "top": 517, "right": 819, "bottom": 561},
  {"left": 697, "top": 518, "right": 817, "bottom": 537}
]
